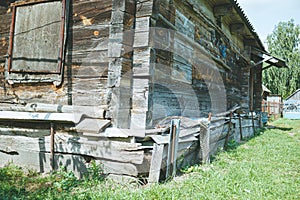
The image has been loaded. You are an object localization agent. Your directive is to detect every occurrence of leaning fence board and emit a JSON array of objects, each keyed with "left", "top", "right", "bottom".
[
  {"left": 166, "top": 119, "right": 180, "bottom": 178},
  {"left": 148, "top": 144, "right": 164, "bottom": 183},
  {"left": 0, "top": 134, "right": 144, "bottom": 164},
  {"left": 198, "top": 121, "right": 210, "bottom": 164}
]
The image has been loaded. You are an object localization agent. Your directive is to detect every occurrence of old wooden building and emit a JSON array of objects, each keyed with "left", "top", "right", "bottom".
[{"left": 0, "top": 0, "right": 286, "bottom": 182}]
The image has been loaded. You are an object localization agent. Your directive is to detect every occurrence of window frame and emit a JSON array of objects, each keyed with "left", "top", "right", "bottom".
[{"left": 6, "top": 0, "right": 67, "bottom": 83}]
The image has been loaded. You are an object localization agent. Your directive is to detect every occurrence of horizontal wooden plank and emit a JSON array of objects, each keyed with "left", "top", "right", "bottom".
[
  {"left": 0, "top": 134, "right": 144, "bottom": 164},
  {"left": 104, "top": 128, "right": 145, "bottom": 137},
  {"left": 147, "top": 134, "right": 197, "bottom": 145},
  {"left": 145, "top": 127, "right": 170, "bottom": 135},
  {"left": 179, "top": 127, "right": 199, "bottom": 138},
  {"left": 0, "top": 111, "right": 82, "bottom": 123},
  {"left": 0, "top": 103, "right": 107, "bottom": 118},
  {"left": 98, "top": 160, "right": 138, "bottom": 177},
  {"left": 0, "top": 149, "right": 139, "bottom": 177},
  {"left": 0, "top": 149, "right": 88, "bottom": 178}
]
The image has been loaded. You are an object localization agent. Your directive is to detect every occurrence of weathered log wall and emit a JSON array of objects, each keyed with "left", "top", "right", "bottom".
[
  {"left": 0, "top": 0, "right": 112, "bottom": 107},
  {"left": 141, "top": 0, "right": 253, "bottom": 127}
]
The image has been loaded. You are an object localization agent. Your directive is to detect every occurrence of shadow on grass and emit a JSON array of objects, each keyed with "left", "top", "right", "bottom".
[{"left": 266, "top": 125, "right": 293, "bottom": 131}]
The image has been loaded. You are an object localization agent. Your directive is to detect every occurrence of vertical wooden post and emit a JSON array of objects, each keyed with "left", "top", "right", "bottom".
[
  {"left": 50, "top": 123, "right": 55, "bottom": 171},
  {"left": 166, "top": 119, "right": 180, "bottom": 179},
  {"left": 7, "top": 6, "right": 16, "bottom": 72},
  {"left": 57, "top": 0, "right": 67, "bottom": 73},
  {"left": 238, "top": 114, "right": 243, "bottom": 140},
  {"left": 148, "top": 144, "right": 164, "bottom": 184},
  {"left": 199, "top": 116, "right": 210, "bottom": 164},
  {"left": 251, "top": 111, "right": 255, "bottom": 135},
  {"left": 258, "top": 113, "right": 262, "bottom": 128},
  {"left": 224, "top": 112, "right": 232, "bottom": 150}
]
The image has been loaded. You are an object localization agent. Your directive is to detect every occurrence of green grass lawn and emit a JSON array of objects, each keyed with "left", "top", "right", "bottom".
[{"left": 0, "top": 118, "right": 299, "bottom": 200}]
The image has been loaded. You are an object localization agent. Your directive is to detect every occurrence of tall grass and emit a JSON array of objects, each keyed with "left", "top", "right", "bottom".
[{"left": 0, "top": 118, "right": 299, "bottom": 199}]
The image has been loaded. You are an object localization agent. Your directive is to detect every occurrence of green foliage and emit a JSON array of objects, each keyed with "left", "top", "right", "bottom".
[
  {"left": 52, "top": 167, "right": 79, "bottom": 192},
  {"left": 84, "top": 160, "right": 105, "bottom": 182},
  {"left": 263, "top": 19, "right": 300, "bottom": 98},
  {"left": 226, "top": 139, "right": 239, "bottom": 150}
]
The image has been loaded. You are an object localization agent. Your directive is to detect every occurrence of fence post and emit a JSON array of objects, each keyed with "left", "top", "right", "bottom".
[
  {"left": 199, "top": 113, "right": 211, "bottom": 164},
  {"left": 50, "top": 122, "right": 55, "bottom": 171},
  {"left": 251, "top": 111, "right": 255, "bottom": 135},
  {"left": 224, "top": 112, "right": 233, "bottom": 150},
  {"left": 238, "top": 114, "right": 243, "bottom": 140},
  {"left": 166, "top": 119, "right": 180, "bottom": 179}
]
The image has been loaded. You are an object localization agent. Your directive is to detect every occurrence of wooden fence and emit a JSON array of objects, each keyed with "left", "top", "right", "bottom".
[{"left": 262, "top": 101, "right": 283, "bottom": 118}]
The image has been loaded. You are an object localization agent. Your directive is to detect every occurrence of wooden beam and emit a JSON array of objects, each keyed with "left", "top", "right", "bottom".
[
  {"left": 230, "top": 23, "right": 245, "bottom": 34},
  {"left": 0, "top": 134, "right": 144, "bottom": 164},
  {"left": 243, "top": 38, "right": 257, "bottom": 47},
  {"left": 213, "top": 4, "right": 233, "bottom": 17},
  {"left": 0, "top": 103, "right": 107, "bottom": 119},
  {"left": 11, "top": 0, "right": 58, "bottom": 7},
  {"left": 0, "top": 111, "right": 82, "bottom": 123}
]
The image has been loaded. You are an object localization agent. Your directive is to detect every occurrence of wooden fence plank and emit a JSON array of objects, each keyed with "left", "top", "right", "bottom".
[{"left": 148, "top": 144, "right": 164, "bottom": 183}]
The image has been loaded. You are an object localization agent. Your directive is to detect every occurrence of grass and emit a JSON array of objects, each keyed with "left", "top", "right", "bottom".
[{"left": 0, "top": 118, "right": 299, "bottom": 200}]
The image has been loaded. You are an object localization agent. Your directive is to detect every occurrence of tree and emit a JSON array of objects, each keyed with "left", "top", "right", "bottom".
[{"left": 263, "top": 19, "right": 300, "bottom": 99}]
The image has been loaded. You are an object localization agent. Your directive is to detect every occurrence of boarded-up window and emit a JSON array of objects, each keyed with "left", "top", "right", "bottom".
[{"left": 6, "top": 0, "right": 67, "bottom": 83}]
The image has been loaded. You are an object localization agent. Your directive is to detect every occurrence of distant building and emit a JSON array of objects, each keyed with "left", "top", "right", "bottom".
[{"left": 283, "top": 89, "right": 300, "bottom": 119}]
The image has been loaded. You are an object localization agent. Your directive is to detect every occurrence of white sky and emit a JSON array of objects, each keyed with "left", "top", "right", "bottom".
[{"left": 236, "top": 0, "right": 300, "bottom": 47}]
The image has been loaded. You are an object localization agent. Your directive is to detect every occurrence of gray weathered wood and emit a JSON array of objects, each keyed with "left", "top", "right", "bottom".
[
  {"left": 11, "top": 1, "right": 62, "bottom": 73},
  {"left": 104, "top": 128, "right": 145, "bottom": 137},
  {"left": 0, "top": 111, "right": 82, "bottom": 123},
  {"left": 99, "top": 160, "right": 138, "bottom": 177},
  {"left": 75, "top": 118, "right": 111, "bottom": 133},
  {"left": 0, "top": 103, "right": 107, "bottom": 119},
  {"left": 0, "top": 149, "right": 88, "bottom": 177},
  {"left": 0, "top": 134, "right": 144, "bottom": 164},
  {"left": 199, "top": 121, "right": 210, "bottom": 164},
  {"left": 147, "top": 133, "right": 197, "bottom": 145},
  {"left": 179, "top": 127, "right": 200, "bottom": 138},
  {"left": 166, "top": 119, "right": 180, "bottom": 178},
  {"left": 148, "top": 143, "right": 164, "bottom": 183}
]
